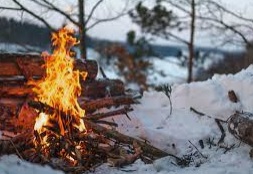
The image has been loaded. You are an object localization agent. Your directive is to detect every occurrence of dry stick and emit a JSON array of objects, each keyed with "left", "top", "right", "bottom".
[
  {"left": 190, "top": 107, "right": 227, "bottom": 145},
  {"left": 190, "top": 107, "right": 205, "bottom": 116},
  {"left": 99, "top": 67, "right": 108, "bottom": 79},
  {"left": 92, "top": 120, "right": 118, "bottom": 127},
  {"left": 87, "top": 107, "right": 133, "bottom": 120},
  {"left": 9, "top": 139, "right": 24, "bottom": 160},
  {"left": 84, "top": 120, "right": 170, "bottom": 160},
  {"left": 188, "top": 140, "right": 208, "bottom": 159},
  {"left": 190, "top": 107, "right": 227, "bottom": 122},
  {"left": 215, "top": 118, "right": 226, "bottom": 144}
]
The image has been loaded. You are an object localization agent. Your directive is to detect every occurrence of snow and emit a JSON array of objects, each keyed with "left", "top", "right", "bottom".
[
  {"left": 0, "top": 155, "right": 64, "bottom": 174},
  {"left": 2, "top": 56, "right": 253, "bottom": 173},
  {"left": 88, "top": 65, "right": 253, "bottom": 174},
  {"left": 148, "top": 57, "right": 187, "bottom": 84}
]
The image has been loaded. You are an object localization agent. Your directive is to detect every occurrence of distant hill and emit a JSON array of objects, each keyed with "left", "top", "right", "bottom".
[
  {"left": 0, "top": 17, "right": 51, "bottom": 48},
  {"left": 0, "top": 17, "right": 242, "bottom": 58}
]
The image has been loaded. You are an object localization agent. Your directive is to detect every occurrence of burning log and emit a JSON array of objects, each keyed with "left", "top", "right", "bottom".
[
  {"left": 0, "top": 79, "right": 125, "bottom": 98},
  {"left": 0, "top": 53, "right": 98, "bottom": 80}
]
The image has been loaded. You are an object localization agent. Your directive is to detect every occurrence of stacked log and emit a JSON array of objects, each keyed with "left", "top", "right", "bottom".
[
  {"left": 0, "top": 53, "right": 134, "bottom": 134},
  {"left": 0, "top": 53, "right": 98, "bottom": 80},
  {"left": 0, "top": 53, "right": 127, "bottom": 111}
]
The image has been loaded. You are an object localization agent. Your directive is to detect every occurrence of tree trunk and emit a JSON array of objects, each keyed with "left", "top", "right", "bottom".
[
  {"left": 187, "top": 0, "right": 196, "bottom": 83},
  {"left": 78, "top": 0, "right": 87, "bottom": 60}
]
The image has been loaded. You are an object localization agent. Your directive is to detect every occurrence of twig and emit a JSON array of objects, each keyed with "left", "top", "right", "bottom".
[
  {"left": 190, "top": 107, "right": 227, "bottom": 123},
  {"left": 87, "top": 107, "right": 133, "bottom": 120},
  {"left": 190, "top": 107, "right": 205, "bottom": 116},
  {"left": 9, "top": 139, "right": 24, "bottom": 160},
  {"left": 93, "top": 120, "right": 118, "bottom": 127},
  {"left": 99, "top": 67, "right": 108, "bottom": 79},
  {"left": 219, "top": 143, "right": 239, "bottom": 154},
  {"left": 125, "top": 112, "right": 131, "bottom": 121},
  {"left": 215, "top": 118, "right": 226, "bottom": 144},
  {"left": 188, "top": 140, "right": 208, "bottom": 159}
]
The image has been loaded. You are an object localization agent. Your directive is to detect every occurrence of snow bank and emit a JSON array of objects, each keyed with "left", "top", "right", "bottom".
[
  {"left": 98, "top": 65, "right": 253, "bottom": 173},
  {"left": 0, "top": 155, "right": 63, "bottom": 174},
  {"left": 172, "top": 65, "right": 253, "bottom": 119}
]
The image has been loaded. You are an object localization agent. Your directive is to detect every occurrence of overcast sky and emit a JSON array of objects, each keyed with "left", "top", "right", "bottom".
[
  {"left": 86, "top": 0, "right": 253, "bottom": 48},
  {"left": 0, "top": 0, "right": 252, "bottom": 48}
]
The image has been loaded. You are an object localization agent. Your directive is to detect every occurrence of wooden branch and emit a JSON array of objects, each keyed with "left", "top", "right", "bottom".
[
  {"left": 84, "top": 120, "right": 169, "bottom": 159},
  {"left": 0, "top": 6, "right": 22, "bottom": 10},
  {"left": 215, "top": 118, "right": 226, "bottom": 144},
  {"left": 85, "top": 0, "right": 104, "bottom": 26},
  {"left": 39, "top": 0, "right": 79, "bottom": 26},
  {"left": 0, "top": 53, "right": 98, "bottom": 80},
  {"left": 190, "top": 107, "right": 205, "bottom": 116},
  {"left": 85, "top": 0, "right": 131, "bottom": 31},
  {"left": 11, "top": 0, "right": 54, "bottom": 30},
  {"left": 87, "top": 107, "right": 133, "bottom": 120},
  {"left": 86, "top": 12, "right": 127, "bottom": 31}
]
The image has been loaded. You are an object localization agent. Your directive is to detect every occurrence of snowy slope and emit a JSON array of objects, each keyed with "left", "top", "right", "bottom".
[
  {"left": 2, "top": 65, "right": 253, "bottom": 173},
  {"left": 89, "top": 65, "right": 253, "bottom": 174}
]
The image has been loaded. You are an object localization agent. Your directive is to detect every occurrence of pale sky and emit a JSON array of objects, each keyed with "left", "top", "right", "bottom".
[{"left": 0, "top": 0, "right": 252, "bottom": 48}]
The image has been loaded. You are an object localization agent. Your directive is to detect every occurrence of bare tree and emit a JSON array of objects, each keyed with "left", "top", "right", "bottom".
[
  {"left": 0, "top": 0, "right": 130, "bottom": 60},
  {"left": 130, "top": 0, "right": 253, "bottom": 82},
  {"left": 130, "top": 0, "right": 197, "bottom": 82}
]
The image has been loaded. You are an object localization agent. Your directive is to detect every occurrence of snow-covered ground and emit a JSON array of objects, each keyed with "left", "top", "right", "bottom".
[{"left": 2, "top": 62, "right": 253, "bottom": 173}]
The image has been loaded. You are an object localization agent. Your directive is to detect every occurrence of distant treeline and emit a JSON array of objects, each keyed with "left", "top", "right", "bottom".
[
  {"left": 0, "top": 17, "right": 98, "bottom": 50},
  {"left": 0, "top": 17, "right": 51, "bottom": 48},
  {"left": 0, "top": 17, "right": 236, "bottom": 58}
]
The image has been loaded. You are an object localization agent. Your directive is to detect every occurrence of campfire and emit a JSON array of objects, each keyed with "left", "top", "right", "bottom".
[
  {"left": 0, "top": 27, "right": 168, "bottom": 173},
  {"left": 29, "top": 27, "right": 89, "bottom": 165}
]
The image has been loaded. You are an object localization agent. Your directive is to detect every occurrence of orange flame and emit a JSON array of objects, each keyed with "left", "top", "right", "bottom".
[{"left": 30, "top": 27, "right": 87, "bottom": 147}]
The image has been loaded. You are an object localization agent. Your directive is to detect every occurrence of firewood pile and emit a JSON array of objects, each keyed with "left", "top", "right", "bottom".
[{"left": 0, "top": 53, "right": 168, "bottom": 173}]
